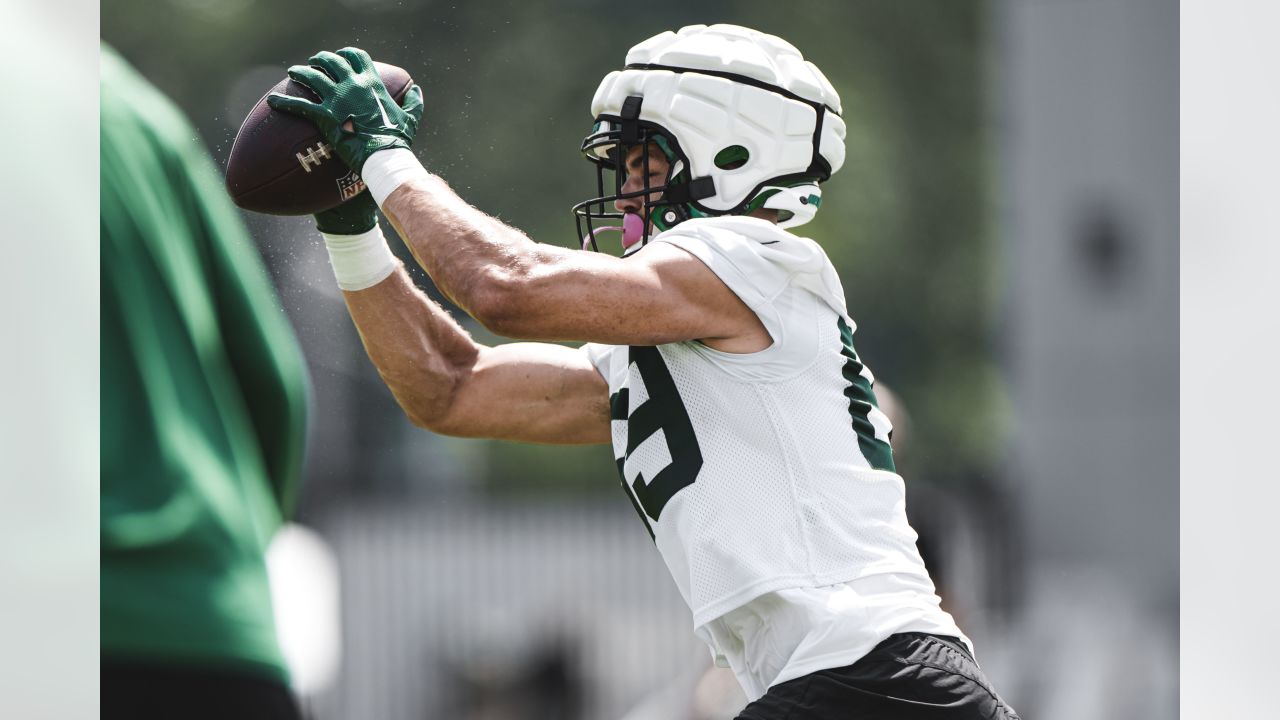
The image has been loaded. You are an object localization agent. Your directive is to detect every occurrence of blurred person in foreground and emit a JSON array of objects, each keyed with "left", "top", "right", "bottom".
[
  {"left": 270, "top": 24, "right": 1018, "bottom": 719},
  {"left": 101, "top": 44, "right": 309, "bottom": 720}
]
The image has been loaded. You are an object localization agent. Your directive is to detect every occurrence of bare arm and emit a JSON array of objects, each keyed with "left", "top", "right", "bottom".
[
  {"left": 378, "top": 172, "right": 769, "bottom": 351},
  {"left": 341, "top": 262, "right": 610, "bottom": 444}
]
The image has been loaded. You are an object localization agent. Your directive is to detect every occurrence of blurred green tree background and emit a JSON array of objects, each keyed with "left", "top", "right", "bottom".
[{"left": 104, "top": 0, "right": 1002, "bottom": 496}]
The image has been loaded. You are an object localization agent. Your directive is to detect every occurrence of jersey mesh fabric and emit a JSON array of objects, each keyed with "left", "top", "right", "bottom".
[
  {"left": 699, "top": 574, "right": 968, "bottom": 701},
  {"left": 583, "top": 217, "right": 934, "bottom": 631}
]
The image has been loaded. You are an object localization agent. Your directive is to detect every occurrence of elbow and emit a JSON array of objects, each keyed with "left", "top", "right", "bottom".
[
  {"left": 384, "top": 356, "right": 469, "bottom": 434},
  {"left": 403, "top": 402, "right": 446, "bottom": 433},
  {"left": 467, "top": 269, "right": 532, "bottom": 337},
  {"left": 403, "top": 395, "right": 473, "bottom": 439}
]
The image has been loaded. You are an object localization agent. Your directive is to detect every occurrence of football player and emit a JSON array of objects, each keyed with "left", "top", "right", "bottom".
[
  {"left": 103, "top": 45, "right": 309, "bottom": 719},
  {"left": 271, "top": 25, "right": 1019, "bottom": 719}
]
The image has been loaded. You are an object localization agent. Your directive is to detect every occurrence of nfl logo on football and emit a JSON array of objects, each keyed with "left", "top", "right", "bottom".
[{"left": 337, "top": 171, "right": 367, "bottom": 202}]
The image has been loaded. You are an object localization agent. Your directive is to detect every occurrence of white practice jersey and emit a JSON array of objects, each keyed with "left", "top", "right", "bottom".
[{"left": 582, "top": 216, "right": 963, "bottom": 697}]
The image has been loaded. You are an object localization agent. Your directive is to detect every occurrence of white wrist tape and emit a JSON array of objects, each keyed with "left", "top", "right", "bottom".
[
  {"left": 321, "top": 225, "right": 398, "bottom": 291},
  {"left": 362, "top": 148, "right": 430, "bottom": 206}
]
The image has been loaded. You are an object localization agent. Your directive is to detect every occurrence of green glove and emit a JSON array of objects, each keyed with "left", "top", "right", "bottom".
[
  {"left": 314, "top": 189, "right": 378, "bottom": 235},
  {"left": 267, "top": 47, "right": 424, "bottom": 174}
]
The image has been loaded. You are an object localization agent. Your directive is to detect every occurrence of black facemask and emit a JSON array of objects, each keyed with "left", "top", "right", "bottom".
[{"left": 572, "top": 97, "right": 716, "bottom": 255}]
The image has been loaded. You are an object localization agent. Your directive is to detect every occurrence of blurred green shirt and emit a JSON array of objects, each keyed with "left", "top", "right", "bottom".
[{"left": 100, "top": 45, "right": 308, "bottom": 682}]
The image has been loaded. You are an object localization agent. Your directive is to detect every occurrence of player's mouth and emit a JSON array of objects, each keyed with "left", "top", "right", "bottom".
[{"left": 581, "top": 212, "right": 646, "bottom": 251}]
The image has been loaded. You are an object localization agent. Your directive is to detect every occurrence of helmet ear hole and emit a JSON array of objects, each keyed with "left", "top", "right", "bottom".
[{"left": 713, "top": 145, "right": 750, "bottom": 170}]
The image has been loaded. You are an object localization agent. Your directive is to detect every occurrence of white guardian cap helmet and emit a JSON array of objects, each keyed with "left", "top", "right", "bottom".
[{"left": 573, "top": 24, "right": 846, "bottom": 253}]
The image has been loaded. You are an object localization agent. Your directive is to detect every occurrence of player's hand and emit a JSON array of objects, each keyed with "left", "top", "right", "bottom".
[
  {"left": 268, "top": 47, "right": 424, "bottom": 174},
  {"left": 314, "top": 189, "right": 379, "bottom": 235}
]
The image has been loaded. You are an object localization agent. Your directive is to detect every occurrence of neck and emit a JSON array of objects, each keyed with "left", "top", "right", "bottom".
[{"left": 748, "top": 208, "right": 781, "bottom": 224}]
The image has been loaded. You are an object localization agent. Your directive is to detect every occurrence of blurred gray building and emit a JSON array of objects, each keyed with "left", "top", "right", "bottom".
[{"left": 992, "top": 0, "right": 1178, "bottom": 717}]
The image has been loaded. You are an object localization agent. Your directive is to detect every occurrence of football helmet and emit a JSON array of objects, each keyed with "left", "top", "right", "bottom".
[{"left": 573, "top": 24, "right": 846, "bottom": 254}]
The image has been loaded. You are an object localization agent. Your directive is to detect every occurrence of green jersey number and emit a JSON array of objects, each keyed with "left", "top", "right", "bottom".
[{"left": 610, "top": 346, "right": 703, "bottom": 535}]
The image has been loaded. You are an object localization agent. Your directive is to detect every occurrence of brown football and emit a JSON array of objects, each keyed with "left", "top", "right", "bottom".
[{"left": 225, "top": 62, "right": 414, "bottom": 216}]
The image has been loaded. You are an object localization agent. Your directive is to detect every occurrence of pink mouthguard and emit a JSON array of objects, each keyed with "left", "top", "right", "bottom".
[{"left": 582, "top": 213, "right": 646, "bottom": 251}]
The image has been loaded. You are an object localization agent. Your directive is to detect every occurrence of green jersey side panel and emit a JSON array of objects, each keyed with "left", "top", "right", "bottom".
[{"left": 100, "top": 45, "right": 309, "bottom": 681}]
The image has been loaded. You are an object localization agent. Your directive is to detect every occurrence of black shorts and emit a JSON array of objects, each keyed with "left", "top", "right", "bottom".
[
  {"left": 101, "top": 656, "right": 303, "bottom": 720},
  {"left": 735, "top": 633, "right": 1021, "bottom": 720}
]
